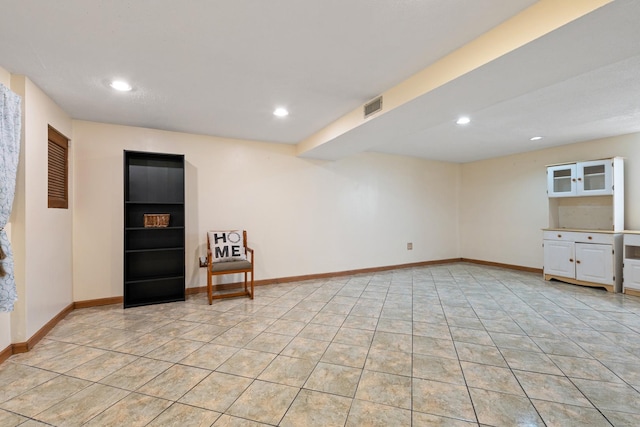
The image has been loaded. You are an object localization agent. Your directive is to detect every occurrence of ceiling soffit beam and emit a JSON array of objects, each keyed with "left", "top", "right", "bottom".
[{"left": 296, "top": 0, "right": 612, "bottom": 160}]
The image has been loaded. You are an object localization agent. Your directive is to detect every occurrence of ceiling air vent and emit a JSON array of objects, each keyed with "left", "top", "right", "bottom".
[{"left": 364, "top": 96, "right": 383, "bottom": 118}]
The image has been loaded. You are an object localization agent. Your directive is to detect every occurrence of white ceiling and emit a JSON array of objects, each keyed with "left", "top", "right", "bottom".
[{"left": 1, "top": 0, "right": 639, "bottom": 163}]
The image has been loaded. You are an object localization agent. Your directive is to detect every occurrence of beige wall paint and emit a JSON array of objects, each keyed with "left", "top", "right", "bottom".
[
  {"left": 72, "top": 120, "right": 461, "bottom": 301},
  {"left": 460, "top": 133, "right": 640, "bottom": 268},
  {"left": 0, "top": 67, "right": 9, "bottom": 85},
  {"left": 9, "top": 75, "right": 73, "bottom": 341}
]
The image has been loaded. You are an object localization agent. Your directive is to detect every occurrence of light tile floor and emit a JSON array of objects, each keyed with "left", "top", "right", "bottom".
[{"left": 2, "top": 263, "right": 640, "bottom": 426}]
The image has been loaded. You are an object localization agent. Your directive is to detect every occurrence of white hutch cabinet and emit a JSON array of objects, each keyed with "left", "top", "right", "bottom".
[
  {"left": 543, "top": 157, "right": 623, "bottom": 292},
  {"left": 543, "top": 231, "right": 621, "bottom": 292},
  {"left": 547, "top": 159, "right": 614, "bottom": 197}
]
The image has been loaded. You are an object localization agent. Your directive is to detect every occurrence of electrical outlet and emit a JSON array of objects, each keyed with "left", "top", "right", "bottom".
[
  {"left": 199, "top": 256, "right": 207, "bottom": 268},
  {"left": 407, "top": 242, "right": 413, "bottom": 250}
]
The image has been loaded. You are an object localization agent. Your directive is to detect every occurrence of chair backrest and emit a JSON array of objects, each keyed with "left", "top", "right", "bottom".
[{"left": 208, "top": 230, "right": 247, "bottom": 263}]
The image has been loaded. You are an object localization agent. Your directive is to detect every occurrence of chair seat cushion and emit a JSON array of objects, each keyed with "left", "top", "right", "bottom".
[{"left": 210, "top": 260, "right": 252, "bottom": 272}]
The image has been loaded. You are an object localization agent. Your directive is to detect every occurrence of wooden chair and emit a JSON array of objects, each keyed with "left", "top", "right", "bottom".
[{"left": 207, "top": 230, "right": 254, "bottom": 303}]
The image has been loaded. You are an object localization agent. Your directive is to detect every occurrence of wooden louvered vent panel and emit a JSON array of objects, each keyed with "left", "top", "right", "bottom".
[{"left": 48, "top": 126, "right": 68, "bottom": 208}]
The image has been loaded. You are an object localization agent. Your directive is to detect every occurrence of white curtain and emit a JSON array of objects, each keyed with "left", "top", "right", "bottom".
[{"left": 0, "top": 83, "right": 21, "bottom": 312}]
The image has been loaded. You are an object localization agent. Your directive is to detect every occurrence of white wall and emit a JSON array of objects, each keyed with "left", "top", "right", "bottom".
[
  {"left": 9, "top": 76, "right": 73, "bottom": 341},
  {"left": 0, "top": 66, "right": 12, "bottom": 351},
  {"left": 460, "top": 133, "right": 640, "bottom": 268},
  {"left": 72, "top": 121, "right": 461, "bottom": 301}
]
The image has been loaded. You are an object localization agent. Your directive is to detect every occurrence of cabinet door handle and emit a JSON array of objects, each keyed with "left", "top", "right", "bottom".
[
  {"left": 588, "top": 236, "right": 592, "bottom": 240},
  {"left": 569, "top": 258, "right": 574, "bottom": 262},
  {"left": 577, "top": 177, "right": 582, "bottom": 181},
  {"left": 557, "top": 234, "right": 562, "bottom": 238},
  {"left": 576, "top": 260, "right": 581, "bottom": 264},
  {"left": 572, "top": 178, "right": 576, "bottom": 182}
]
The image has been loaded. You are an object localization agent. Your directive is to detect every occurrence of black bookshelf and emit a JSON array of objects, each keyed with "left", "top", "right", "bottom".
[{"left": 123, "top": 150, "right": 185, "bottom": 308}]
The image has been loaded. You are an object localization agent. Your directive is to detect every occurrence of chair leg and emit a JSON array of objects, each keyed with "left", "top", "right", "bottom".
[
  {"left": 207, "top": 270, "right": 212, "bottom": 305},
  {"left": 250, "top": 270, "right": 254, "bottom": 300}
]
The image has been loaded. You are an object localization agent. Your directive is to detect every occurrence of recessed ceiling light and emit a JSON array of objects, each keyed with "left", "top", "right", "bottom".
[
  {"left": 110, "top": 80, "right": 132, "bottom": 91},
  {"left": 530, "top": 136, "right": 543, "bottom": 141},
  {"left": 273, "top": 107, "right": 289, "bottom": 117},
  {"left": 456, "top": 116, "right": 470, "bottom": 125}
]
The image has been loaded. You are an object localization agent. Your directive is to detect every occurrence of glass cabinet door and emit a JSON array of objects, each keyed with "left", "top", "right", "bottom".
[
  {"left": 547, "top": 164, "right": 576, "bottom": 197},
  {"left": 577, "top": 160, "right": 612, "bottom": 196}
]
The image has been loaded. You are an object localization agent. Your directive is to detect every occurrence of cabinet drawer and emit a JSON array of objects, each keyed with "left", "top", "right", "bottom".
[
  {"left": 543, "top": 231, "right": 580, "bottom": 241},
  {"left": 574, "top": 233, "right": 614, "bottom": 245},
  {"left": 625, "top": 233, "right": 640, "bottom": 247},
  {"left": 543, "top": 231, "right": 613, "bottom": 245}
]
